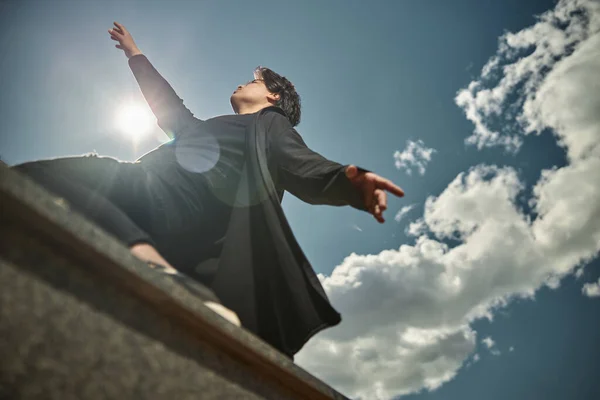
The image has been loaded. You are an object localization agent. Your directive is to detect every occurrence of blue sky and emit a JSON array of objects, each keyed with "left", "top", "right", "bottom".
[{"left": 1, "top": 1, "right": 599, "bottom": 399}]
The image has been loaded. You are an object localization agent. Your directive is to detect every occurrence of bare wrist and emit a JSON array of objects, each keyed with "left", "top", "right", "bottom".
[{"left": 128, "top": 48, "right": 143, "bottom": 59}]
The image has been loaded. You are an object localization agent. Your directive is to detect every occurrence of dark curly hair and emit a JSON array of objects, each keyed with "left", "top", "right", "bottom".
[{"left": 254, "top": 66, "right": 301, "bottom": 127}]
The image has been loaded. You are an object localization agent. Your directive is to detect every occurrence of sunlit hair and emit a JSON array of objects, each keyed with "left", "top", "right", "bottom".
[{"left": 254, "top": 66, "right": 301, "bottom": 127}]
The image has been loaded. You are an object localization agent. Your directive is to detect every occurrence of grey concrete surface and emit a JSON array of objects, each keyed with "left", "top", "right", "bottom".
[{"left": 0, "top": 164, "right": 350, "bottom": 400}]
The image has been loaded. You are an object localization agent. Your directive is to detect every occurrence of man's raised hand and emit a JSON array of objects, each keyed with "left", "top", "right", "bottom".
[
  {"left": 345, "top": 165, "right": 405, "bottom": 224},
  {"left": 108, "top": 22, "right": 142, "bottom": 59}
]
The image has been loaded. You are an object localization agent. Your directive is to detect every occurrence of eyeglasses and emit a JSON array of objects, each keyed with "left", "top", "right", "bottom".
[{"left": 244, "top": 78, "right": 264, "bottom": 86}]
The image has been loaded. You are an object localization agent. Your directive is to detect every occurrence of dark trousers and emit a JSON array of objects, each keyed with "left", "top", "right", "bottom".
[{"left": 12, "top": 155, "right": 224, "bottom": 279}]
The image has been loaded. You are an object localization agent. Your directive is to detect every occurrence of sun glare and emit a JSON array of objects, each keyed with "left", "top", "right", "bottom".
[{"left": 116, "top": 102, "right": 154, "bottom": 139}]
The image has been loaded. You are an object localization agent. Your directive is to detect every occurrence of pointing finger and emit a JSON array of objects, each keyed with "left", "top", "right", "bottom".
[{"left": 377, "top": 177, "right": 404, "bottom": 197}]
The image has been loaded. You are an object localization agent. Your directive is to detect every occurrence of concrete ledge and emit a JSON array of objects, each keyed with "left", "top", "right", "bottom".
[{"left": 0, "top": 164, "right": 349, "bottom": 400}]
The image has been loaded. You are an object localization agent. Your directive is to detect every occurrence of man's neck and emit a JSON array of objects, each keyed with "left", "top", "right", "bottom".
[{"left": 236, "top": 102, "right": 273, "bottom": 115}]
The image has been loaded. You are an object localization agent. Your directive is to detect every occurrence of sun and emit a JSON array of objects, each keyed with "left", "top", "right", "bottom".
[{"left": 115, "top": 102, "right": 155, "bottom": 139}]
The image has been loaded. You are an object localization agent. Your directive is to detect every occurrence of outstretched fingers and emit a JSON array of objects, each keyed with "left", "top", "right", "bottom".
[
  {"left": 376, "top": 189, "right": 387, "bottom": 212},
  {"left": 113, "top": 21, "right": 126, "bottom": 33},
  {"left": 373, "top": 189, "right": 387, "bottom": 223},
  {"left": 108, "top": 22, "right": 126, "bottom": 38},
  {"left": 377, "top": 177, "right": 404, "bottom": 197}
]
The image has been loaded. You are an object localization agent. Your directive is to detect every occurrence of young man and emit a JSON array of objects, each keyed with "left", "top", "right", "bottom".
[{"left": 13, "top": 22, "right": 404, "bottom": 359}]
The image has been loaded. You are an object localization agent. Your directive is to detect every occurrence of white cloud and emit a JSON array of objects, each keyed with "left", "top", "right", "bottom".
[
  {"left": 455, "top": 0, "right": 600, "bottom": 154},
  {"left": 509, "top": 346, "right": 515, "bottom": 352},
  {"left": 406, "top": 219, "right": 427, "bottom": 237},
  {"left": 394, "top": 140, "right": 436, "bottom": 176},
  {"left": 296, "top": 1, "right": 600, "bottom": 399},
  {"left": 482, "top": 337, "right": 495, "bottom": 349},
  {"left": 482, "top": 337, "right": 501, "bottom": 356},
  {"left": 395, "top": 204, "right": 417, "bottom": 223},
  {"left": 465, "top": 352, "right": 481, "bottom": 369},
  {"left": 582, "top": 279, "right": 600, "bottom": 297}
]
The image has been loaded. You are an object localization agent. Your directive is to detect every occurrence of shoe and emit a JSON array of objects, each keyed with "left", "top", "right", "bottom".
[
  {"left": 146, "top": 261, "right": 241, "bottom": 327},
  {"left": 203, "top": 301, "right": 242, "bottom": 327}
]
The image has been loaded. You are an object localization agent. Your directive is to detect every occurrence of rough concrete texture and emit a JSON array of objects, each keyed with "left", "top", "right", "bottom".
[
  {"left": 0, "top": 164, "right": 350, "bottom": 400},
  {"left": 0, "top": 227, "right": 291, "bottom": 400}
]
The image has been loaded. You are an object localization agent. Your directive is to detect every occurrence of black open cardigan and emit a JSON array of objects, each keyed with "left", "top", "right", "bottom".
[{"left": 129, "top": 55, "right": 369, "bottom": 358}]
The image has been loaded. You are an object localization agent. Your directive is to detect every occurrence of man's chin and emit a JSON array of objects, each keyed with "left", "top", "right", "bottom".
[{"left": 229, "top": 97, "right": 239, "bottom": 114}]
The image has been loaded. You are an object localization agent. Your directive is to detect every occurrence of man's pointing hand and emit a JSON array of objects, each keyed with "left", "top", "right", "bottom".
[{"left": 345, "top": 165, "right": 405, "bottom": 223}]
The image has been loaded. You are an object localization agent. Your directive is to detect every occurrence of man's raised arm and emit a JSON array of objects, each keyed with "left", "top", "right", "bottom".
[
  {"left": 109, "top": 22, "right": 199, "bottom": 139},
  {"left": 128, "top": 55, "right": 199, "bottom": 139}
]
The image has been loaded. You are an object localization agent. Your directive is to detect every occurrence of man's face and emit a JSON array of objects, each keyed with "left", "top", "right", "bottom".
[{"left": 230, "top": 78, "right": 274, "bottom": 113}]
